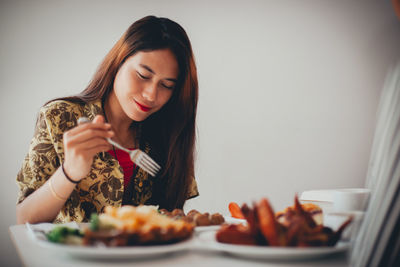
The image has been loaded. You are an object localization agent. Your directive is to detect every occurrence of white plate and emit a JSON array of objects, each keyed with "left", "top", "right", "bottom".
[
  {"left": 26, "top": 223, "right": 193, "bottom": 259},
  {"left": 197, "top": 231, "right": 350, "bottom": 261},
  {"left": 34, "top": 237, "right": 193, "bottom": 259},
  {"left": 223, "top": 216, "right": 246, "bottom": 225},
  {"left": 195, "top": 225, "right": 222, "bottom": 232}
]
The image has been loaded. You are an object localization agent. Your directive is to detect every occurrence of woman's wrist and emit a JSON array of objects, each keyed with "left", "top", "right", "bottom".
[
  {"left": 48, "top": 167, "right": 77, "bottom": 201},
  {"left": 61, "top": 163, "right": 80, "bottom": 184}
]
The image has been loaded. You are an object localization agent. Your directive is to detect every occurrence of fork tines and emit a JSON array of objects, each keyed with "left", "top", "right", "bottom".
[{"left": 136, "top": 150, "right": 161, "bottom": 177}]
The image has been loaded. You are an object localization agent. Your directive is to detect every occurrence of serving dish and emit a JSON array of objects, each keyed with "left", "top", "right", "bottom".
[{"left": 197, "top": 231, "right": 349, "bottom": 260}]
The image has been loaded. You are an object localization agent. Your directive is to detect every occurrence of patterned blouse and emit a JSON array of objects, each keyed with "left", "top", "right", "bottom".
[{"left": 16, "top": 100, "right": 199, "bottom": 223}]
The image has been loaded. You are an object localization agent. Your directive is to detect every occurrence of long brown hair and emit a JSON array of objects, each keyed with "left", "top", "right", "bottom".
[{"left": 54, "top": 16, "right": 198, "bottom": 210}]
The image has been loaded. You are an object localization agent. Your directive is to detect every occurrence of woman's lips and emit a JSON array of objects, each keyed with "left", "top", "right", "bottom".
[{"left": 134, "top": 100, "right": 151, "bottom": 112}]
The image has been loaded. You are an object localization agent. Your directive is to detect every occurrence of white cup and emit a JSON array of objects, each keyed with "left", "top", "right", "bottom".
[{"left": 333, "top": 188, "right": 371, "bottom": 212}]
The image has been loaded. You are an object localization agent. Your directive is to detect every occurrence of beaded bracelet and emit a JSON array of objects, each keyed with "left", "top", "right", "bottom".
[{"left": 62, "top": 163, "right": 80, "bottom": 184}]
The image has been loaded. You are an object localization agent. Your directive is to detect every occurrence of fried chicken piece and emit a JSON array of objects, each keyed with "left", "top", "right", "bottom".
[
  {"left": 218, "top": 195, "right": 352, "bottom": 248},
  {"left": 216, "top": 224, "right": 257, "bottom": 245},
  {"left": 276, "top": 202, "right": 323, "bottom": 226},
  {"left": 83, "top": 206, "right": 194, "bottom": 246},
  {"left": 293, "top": 195, "right": 317, "bottom": 228},
  {"left": 256, "top": 198, "right": 286, "bottom": 246}
]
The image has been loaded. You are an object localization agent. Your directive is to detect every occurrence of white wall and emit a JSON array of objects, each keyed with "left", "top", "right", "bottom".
[{"left": 1, "top": 0, "right": 399, "bottom": 265}]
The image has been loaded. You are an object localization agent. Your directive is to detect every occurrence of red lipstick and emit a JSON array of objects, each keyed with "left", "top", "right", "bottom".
[{"left": 134, "top": 100, "right": 151, "bottom": 112}]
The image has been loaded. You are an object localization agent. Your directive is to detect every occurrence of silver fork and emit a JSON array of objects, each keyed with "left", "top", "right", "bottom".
[{"left": 77, "top": 117, "right": 161, "bottom": 177}]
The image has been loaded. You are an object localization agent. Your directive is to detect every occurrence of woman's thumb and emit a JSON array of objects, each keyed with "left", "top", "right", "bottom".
[{"left": 92, "top": 115, "right": 105, "bottom": 124}]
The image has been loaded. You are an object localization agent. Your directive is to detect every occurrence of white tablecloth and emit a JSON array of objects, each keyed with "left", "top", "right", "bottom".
[{"left": 9, "top": 224, "right": 349, "bottom": 267}]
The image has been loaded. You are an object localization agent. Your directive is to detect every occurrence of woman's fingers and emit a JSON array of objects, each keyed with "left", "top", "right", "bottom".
[
  {"left": 92, "top": 115, "right": 105, "bottom": 124},
  {"left": 83, "top": 145, "right": 113, "bottom": 159},
  {"left": 62, "top": 115, "right": 113, "bottom": 180},
  {"left": 72, "top": 137, "right": 112, "bottom": 152},
  {"left": 66, "top": 128, "right": 114, "bottom": 147},
  {"left": 64, "top": 116, "right": 113, "bottom": 145},
  {"left": 68, "top": 118, "right": 111, "bottom": 136}
]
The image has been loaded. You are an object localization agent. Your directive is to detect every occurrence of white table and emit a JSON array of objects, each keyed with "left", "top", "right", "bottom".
[{"left": 9, "top": 224, "right": 349, "bottom": 267}]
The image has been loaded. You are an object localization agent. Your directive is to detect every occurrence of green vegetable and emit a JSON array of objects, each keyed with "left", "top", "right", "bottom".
[
  {"left": 89, "top": 213, "right": 115, "bottom": 231},
  {"left": 89, "top": 213, "right": 99, "bottom": 231},
  {"left": 46, "top": 226, "right": 83, "bottom": 244}
]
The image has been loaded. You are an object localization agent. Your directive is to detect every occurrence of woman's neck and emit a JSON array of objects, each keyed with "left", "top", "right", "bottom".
[{"left": 104, "top": 92, "right": 137, "bottom": 148}]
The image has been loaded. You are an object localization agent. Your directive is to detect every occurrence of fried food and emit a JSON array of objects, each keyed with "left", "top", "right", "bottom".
[
  {"left": 276, "top": 202, "right": 323, "bottom": 226},
  {"left": 210, "top": 213, "right": 225, "bottom": 225},
  {"left": 83, "top": 205, "right": 194, "bottom": 246},
  {"left": 256, "top": 198, "right": 282, "bottom": 246},
  {"left": 216, "top": 224, "right": 258, "bottom": 245},
  {"left": 160, "top": 208, "right": 225, "bottom": 226},
  {"left": 217, "top": 196, "right": 352, "bottom": 247}
]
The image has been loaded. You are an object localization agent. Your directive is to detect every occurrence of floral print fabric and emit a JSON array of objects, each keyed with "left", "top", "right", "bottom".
[{"left": 16, "top": 100, "right": 198, "bottom": 223}]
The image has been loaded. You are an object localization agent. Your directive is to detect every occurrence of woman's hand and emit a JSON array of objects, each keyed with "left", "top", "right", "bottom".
[{"left": 62, "top": 115, "right": 114, "bottom": 181}]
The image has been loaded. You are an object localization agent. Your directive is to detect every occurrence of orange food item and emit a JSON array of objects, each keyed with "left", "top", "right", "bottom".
[
  {"left": 83, "top": 205, "right": 194, "bottom": 246},
  {"left": 216, "top": 224, "right": 257, "bottom": 245},
  {"left": 217, "top": 196, "right": 352, "bottom": 247},
  {"left": 257, "top": 198, "right": 284, "bottom": 246},
  {"left": 229, "top": 202, "right": 245, "bottom": 219},
  {"left": 276, "top": 202, "right": 323, "bottom": 226}
]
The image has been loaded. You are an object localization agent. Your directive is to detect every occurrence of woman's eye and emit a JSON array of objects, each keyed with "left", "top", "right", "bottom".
[
  {"left": 137, "top": 71, "right": 150, "bottom": 80},
  {"left": 162, "top": 84, "right": 175, "bottom": 90}
]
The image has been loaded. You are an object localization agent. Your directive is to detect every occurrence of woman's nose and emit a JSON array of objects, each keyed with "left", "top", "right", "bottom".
[{"left": 142, "top": 83, "right": 157, "bottom": 102}]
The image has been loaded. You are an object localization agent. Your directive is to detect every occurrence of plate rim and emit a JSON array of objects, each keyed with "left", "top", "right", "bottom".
[
  {"left": 197, "top": 230, "right": 350, "bottom": 260},
  {"left": 34, "top": 235, "right": 194, "bottom": 258}
]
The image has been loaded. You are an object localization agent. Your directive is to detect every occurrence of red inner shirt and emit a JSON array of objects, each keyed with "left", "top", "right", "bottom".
[{"left": 107, "top": 148, "right": 137, "bottom": 187}]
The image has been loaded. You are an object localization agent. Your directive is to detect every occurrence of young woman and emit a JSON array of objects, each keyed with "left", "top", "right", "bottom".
[{"left": 16, "top": 16, "right": 199, "bottom": 224}]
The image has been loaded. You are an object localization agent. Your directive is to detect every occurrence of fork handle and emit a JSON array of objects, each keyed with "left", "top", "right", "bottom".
[{"left": 106, "top": 138, "right": 131, "bottom": 154}]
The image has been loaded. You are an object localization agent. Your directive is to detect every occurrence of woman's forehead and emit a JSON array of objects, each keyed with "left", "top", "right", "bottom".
[{"left": 127, "top": 49, "right": 179, "bottom": 78}]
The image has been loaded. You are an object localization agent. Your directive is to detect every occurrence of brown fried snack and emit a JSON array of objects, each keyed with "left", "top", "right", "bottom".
[
  {"left": 216, "top": 196, "right": 352, "bottom": 247},
  {"left": 256, "top": 198, "right": 283, "bottom": 246},
  {"left": 193, "top": 213, "right": 211, "bottom": 226},
  {"left": 161, "top": 209, "right": 225, "bottom": 226},
  {"left": 216, "top": 224, "right": 257, "bottom": 245},
  {"left": 210, "top": 213, "right": 225, "bottom": 225},
  {"left": 276, "top": 202, "right": 323, "bottom": 226},
  {"left": 83, "top": 206, "right": 194, "bottom": 246}
]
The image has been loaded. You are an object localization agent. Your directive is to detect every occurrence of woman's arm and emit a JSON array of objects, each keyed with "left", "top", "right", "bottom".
[
  {"left": 16, "top": 114, "right": 114, "bottom": 224},
  {"left": 16, "top": 167, "right": 78, "bottom": 224}
]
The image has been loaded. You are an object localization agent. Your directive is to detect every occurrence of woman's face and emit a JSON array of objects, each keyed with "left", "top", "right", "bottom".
[{"left": 112, "top": 49, "right": 178, "bottom": 122}]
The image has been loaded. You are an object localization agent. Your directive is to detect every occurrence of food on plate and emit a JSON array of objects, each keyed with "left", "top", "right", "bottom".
[
  {"left": 215, "top": 224, "right": 257, "bottom": 245},
  {"left": 217, "top": 196, "right": 351, "bottom": 247},
  {"left": 160, "top": 208, "right": 225, "bottom": 226},
  {"left": 44, "top": 205, "right": 194, "bottom": 246},
  {"left": 46, "top": 226, "right": 84, "bottom": 245},
  {"left": 276, "top": 202, "right": 323, "bottom": 226},
  {"left": 228, "top": 202, "right": 245, "bottom": 219},
  {"left": 230, "top": 200, "right": 323, "bottom": 224},
  {"left": 82, "top": 205, "right": 194, "bottom": 246}
]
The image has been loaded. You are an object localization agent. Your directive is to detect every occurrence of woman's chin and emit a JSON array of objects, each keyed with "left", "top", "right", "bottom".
[{"left": 129, "top": 112, "right": 150, "bottom": 122}]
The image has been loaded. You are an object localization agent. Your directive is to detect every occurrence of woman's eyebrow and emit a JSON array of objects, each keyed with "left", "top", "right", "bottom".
[
  {"left": 139, "top": 63, "right": 177, "bottom": 83},
  {"left": 139, "top": 64, "right": 155, "bottom": 74},
  {"left": 165, "top": 77, "right": 177, "bottom": 83}
]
